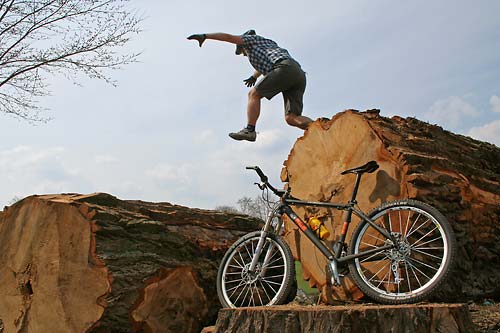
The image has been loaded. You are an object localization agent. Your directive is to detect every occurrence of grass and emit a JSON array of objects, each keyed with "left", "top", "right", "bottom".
[{"left": 295, "top": 261, "right": 319, "bottom": 295}]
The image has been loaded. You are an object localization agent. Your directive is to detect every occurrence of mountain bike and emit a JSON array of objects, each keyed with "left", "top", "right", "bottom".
[{"left": 216, "top": 161, "right": 456, "bottom": 308}]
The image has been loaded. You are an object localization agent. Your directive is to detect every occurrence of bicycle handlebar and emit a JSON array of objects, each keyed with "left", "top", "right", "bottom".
[
  {"left": 246, "top": 166, "right": 280, "bottom": 195},
  {"left": 246, "top": 166, "right": 268, "bottom": 182}
]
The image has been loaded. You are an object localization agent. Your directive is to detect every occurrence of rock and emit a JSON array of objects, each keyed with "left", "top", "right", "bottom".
[
  {"left": 280, "top": 110, "right": 500, "bottom": 302},
  {"left": 214, "top": 303, "right": 473, "bottom": 333},
  {"left": 0, "top": 193, "right": 261, "bottom": 332}
]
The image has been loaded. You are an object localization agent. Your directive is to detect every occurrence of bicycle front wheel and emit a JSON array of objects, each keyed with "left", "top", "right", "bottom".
[
  {"left": 348, "top": 199, "right": 456, "bottom": 304},
  {"left": 217, "top": 231, "right": 295, "bottom": 308}
]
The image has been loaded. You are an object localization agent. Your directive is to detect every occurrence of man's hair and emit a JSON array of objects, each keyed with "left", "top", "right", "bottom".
[{"left": 235, "top": 29, "right": 256, "bottom": 55}]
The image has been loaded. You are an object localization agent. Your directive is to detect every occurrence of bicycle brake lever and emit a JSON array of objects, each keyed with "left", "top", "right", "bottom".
[{"left": 254, "top": 182, "right": 266, "bottom": 190}]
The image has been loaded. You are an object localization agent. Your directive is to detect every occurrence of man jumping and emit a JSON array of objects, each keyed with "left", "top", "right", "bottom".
[{"left": 187, "top": 30, "right": 313, "bottom": 142}]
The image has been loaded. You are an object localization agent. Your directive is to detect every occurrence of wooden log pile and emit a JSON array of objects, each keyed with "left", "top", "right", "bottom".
[
  {"left": 280, "top": 109, "right": 500, "bottom": 303},
  {"left": 0, "top": 193, "right": 261, "bottom": 332}
]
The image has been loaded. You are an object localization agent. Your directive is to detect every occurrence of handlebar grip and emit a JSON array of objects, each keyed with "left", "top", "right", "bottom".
[{"left": 246, "top": 166, "right": 268, "bottom": 182}]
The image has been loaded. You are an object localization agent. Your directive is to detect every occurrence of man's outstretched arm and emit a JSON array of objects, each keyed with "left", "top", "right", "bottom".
[{"left": 187, "top": 33, "right": 244, "bottom": 47}]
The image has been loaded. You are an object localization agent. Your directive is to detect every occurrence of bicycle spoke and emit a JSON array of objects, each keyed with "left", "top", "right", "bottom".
[
  {"left": 411, "top": 226, "right": 438, "bottom": 248},
  {"left": 262, "top": 254, "right": 283, "bottom": 268},
  {"left": 228, "top": 279, "right": 246, "bottom": 298},
  {"left": 262, "top": 273, "right": 285, "bottom": 279},
  {"left": 406, "top": 217, "right": 431, "bottom": 238},
  {"left": 404, "top": 260, "right": 412, "bottom": 292},
  {"left": 253, "top": 282, "right": 264, "bottom": 306},
  {"left": 258, "top": 278, "right": 272, "bottom": 303},
  {"left": 399, "top": 210, "right": 403, "bottom": 234},
  {"left": 367, "top": 260, "right": 390, "bottom": 284},
  {"left": 403, "top": 210, "right": 412, "bottom": 237},
  {"left": 249, "top": 283, "right": 255, "bottom": 307},
  {"left": 411, "top": 235, "right": 442, "bottom": 249},
  {"left": 262, "top": 264, "right": 285, "bottom": 270},
  {"left": 407, "top": 256, "right": 439, "bottom": 272},
  {"left": 237, "top": 251, "right": 247, "bottom": 268},
  {"left": 360, "top": 249, "right": 388, "bottom": 263},
  {"left": 361, "top": 241, "right": 381, "bottom": 249},
  {"left": 376, "top": 266, "right": 391, "bottom": 289},
  {"left": 364, "top": 232, "right": 386, "bottom": 244},
  {"left": 411, "top": 248, "right": 443, "bottom": 260},
  {"left": 405, "top": 213, "right": 422, "bottom": 237},
  {"left": 406, "top": 258, "right": 433, "bottom": 280},
  {"left": 245, "top": 242, "right": 254, "bottom": 259},
  {"left": 407, "top": 259, "right": 423, "bottom": 288},
  {"left": 260, "top": 277, "right": 279, "bottom": 294}
]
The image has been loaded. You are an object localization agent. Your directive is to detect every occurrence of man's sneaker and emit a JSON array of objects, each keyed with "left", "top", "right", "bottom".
[{"left": 229, "top": 128, "right": 256, "bottom": 142}]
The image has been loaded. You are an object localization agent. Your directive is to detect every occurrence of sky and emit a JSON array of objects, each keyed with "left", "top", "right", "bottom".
[{"left": 1, "top": 0, "right": 499, "bottom": 210}]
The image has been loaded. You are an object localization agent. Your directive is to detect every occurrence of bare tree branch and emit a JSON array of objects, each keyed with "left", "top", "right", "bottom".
[{"left": 0, "top": 0, "right": 142, "bottom": 121}]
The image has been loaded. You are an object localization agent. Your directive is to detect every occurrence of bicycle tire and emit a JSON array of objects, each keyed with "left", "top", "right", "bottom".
[
  {"left": 217, "top": 231, "right": 295, "bottom": 308},
  {"left": 347, "top": 199, "right": 456, "bottom": 304}
]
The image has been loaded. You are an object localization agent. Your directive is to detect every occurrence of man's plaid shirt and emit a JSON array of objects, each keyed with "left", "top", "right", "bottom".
[{"left": 241, "top": 35, "right": 293, "bottom": 75}]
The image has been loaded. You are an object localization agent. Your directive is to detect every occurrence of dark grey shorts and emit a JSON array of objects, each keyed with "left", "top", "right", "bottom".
[{"left": 255, "top": 59, "right": 306, "bottom": 116}]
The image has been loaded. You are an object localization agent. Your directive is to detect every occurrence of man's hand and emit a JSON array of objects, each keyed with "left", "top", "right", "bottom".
[
  {"left": 244, "top": 76, "right": 257, "bottom": 87},
  {"left": 187, "top": 34, "right": 207, "bottom": 47}
]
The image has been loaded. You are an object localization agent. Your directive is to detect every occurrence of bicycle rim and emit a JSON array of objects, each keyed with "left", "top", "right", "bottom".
[
  {"left": 220, "top": 235, "right": 290, "bottom": 307},
  {"left": 352, "top": 205, "right": 450, "bottom": 301}
]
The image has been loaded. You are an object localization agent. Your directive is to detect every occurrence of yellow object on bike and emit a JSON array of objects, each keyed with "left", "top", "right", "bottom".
[{"left": 308, "top": 217, "right": 330, "bottom": 240}]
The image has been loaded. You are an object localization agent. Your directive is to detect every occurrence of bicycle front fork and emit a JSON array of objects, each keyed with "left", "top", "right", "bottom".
[{"left": 248, "top": 209, "right": 281, "bottom": 273}]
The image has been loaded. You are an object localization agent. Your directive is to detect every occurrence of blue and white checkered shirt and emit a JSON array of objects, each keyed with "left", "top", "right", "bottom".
[{"left": 241, "top": 35, "right": 293, "bottom": 75}]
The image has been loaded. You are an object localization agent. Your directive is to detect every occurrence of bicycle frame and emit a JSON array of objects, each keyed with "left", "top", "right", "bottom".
[
  {"left": 280, "top": 199, "right": 394, "bottom": 263},
  {"left": 249, "top": 171, "right": 396, "bottom": 274}
]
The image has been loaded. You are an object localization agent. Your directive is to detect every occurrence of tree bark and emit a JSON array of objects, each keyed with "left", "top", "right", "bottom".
[
  {"left": 214, "top": 304, "right": 474, "bottom": 333},
  {"left": 0, "top": 193, "right": 261, "bottom": 332},
  {"left": 280, "top": 109, "right": 500, "bottom": 303}
]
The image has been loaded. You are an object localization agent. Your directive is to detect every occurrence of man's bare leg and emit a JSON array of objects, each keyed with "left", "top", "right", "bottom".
[
  {"left": 228, "top": 88, "right": 262, "bottom": 142},
  {"left": 247, "top": 88, "right": 262, "bottom": 126}
]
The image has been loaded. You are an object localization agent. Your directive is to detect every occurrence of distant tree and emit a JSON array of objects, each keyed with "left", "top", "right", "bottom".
[
  {"left": 7, "top": 195, "right": 21, "bottom": 205},
  {"left": 0, "top": 0, "right": 142, "bottom": 121},
  {"left": 237, "top": 196, "right": 269, "bottom": 221},
  {"left": 214, "top": 205, "right": 239, "bottom": 214},
  {"left": 216, "top": 196, "right": 274, "bottom": 221}
]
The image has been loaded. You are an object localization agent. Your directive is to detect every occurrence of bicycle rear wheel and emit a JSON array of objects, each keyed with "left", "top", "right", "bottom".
[
  {"left": 217, "top": 231, "right": 295, "bottom": 308},
  {"left": 348, "top": 199, "right": 456, "bottom": 304}
]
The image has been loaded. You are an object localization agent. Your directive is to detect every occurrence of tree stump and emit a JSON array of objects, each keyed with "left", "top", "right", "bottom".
[
  {"left": 0, "top": 193, "right": 261, "bottom": 332},
  {"left": 214, "top": 304, "right": 474, "bottom": 333},
  {"left": 280, "top": 109, "right": 500, "bottom": 302}
]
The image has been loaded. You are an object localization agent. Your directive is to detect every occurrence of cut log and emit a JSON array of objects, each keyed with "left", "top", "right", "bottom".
[
  {"left": 0, "top": 193, "right": 261, "bottom": 332},
  {"left": 214, "top": 303, "right": 474, "bottom": 333},
  {"left": 131, "top": 267, "right": 208, "bottom": 333},
  {"left": 280, "top": 109, "right": 500, "bottom": 302}
]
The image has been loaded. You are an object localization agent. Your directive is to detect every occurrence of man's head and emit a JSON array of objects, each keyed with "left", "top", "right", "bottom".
[{"left": 235, "top": 29, "right": 256, "bottom": 56}]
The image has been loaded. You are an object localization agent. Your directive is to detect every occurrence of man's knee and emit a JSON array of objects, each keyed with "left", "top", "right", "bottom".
[{"left": 285, "top": 114, "right": 297, "bottom": 126}]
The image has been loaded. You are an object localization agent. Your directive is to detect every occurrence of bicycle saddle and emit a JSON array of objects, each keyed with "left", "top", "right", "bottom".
[{"left": 341, "top": 160, "right": 379, "bottom": 175}]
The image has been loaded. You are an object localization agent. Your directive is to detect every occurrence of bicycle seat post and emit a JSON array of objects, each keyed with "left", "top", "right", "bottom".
[{"left": 349, "top": 173, "right": 363, "bottom": 204}]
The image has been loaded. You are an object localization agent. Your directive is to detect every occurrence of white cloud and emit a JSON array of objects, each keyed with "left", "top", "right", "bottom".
[
  {"left": 467, "top": 120, "right": 500, "bottom": 146},
  {"left": 145, "top": 163, "right": 194, "bottom": 185},
  {"left": 95, "top": 155, "right": 118, "bottom": 164},
  {"left": 0, "top": 146, "right": 84, "bottom": 206},
  {"left": 490, "top": 95, "right": 500, "bottom": 113},
  {"left": 426, "top": 96, "right": 480, "bottom": 129}
]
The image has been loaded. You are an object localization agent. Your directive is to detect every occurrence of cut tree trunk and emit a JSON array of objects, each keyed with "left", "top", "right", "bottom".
[
  {"left": 214, "top": 304, "right": 474, "bottom": 333},
  {"left": 280, "top": 109, "right": 500, "bottom": 303},
  {"left": 0, "top": 193, "right": 261, "bottom": 333}
]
